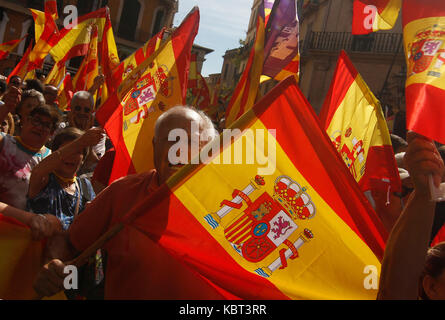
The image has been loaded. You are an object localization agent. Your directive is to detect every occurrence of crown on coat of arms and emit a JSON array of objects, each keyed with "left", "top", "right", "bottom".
[{"left": 272, "top": 176, "right": 315, "bottom": 220}]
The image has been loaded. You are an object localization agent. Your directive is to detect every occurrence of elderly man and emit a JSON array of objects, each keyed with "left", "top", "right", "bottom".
[
  {"left": 33, "top": 106, "right": 223, "bottom": 299},
  {"left": 66, "top": 91, "right": 106, "bottom": 174}
]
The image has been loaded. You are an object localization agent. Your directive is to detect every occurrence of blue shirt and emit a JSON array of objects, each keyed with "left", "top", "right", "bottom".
[{"left": 27, "top": 173, "right": 96, "bottom": 230}]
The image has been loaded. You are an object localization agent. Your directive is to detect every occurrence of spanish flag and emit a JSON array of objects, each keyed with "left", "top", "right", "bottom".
[
  {"left": 0, "top": 214, "right": 43, "bottom": 299},
  {"left": 0, "top": 214, "right": 67, "bottom": 300},
  {"left": 403, "top": 0, "right": 445, "bottom": 145},
  {"left": 264, "top": 0, "right": 275, "bottom": 27},
  {"left": 45, "top": 61, "right": 66, "bottom": 87},
  {"left": 27, "top": 0, "right": 59, "bottom": 72},
  {"left": 187, "top": 54, "right": 211, "bottom": 112},
  {"left": 30, "top": 0, "right": 58, "bottom": 43},
  {"left": 0, "top": 36, "right": 26, "bottom": 60},
  {"left": 58, "top": 73, "right": 73, "bottom": 111},
  {"left": 96, "top": 8, "right": 200, "bottom": 183},
  {"left": 352, "top": 0, "right": 401, "bottom": 35},
  {"left": 188, "top": 53, "right": 199, "bottom": 89},
  {"left": 110, "top": 28, "right": 165, "bottom": 96},
  {"left": 225, "top": 3, "right": 265, "bottom": 127},
  {"left": 72, "top": 25, "right": 99, "bottom": 92},
  {"left": 7, "top": 41, "right": 33, "bottom": 83},
  {"left": 319, "top": 51, "right": 401, "bottom": 196},
  {"left": 48, "top": 7, "right": 120, "bottom": 103},
  {"left": 115, "top": 76, "right": 386, "bottom": 299}
]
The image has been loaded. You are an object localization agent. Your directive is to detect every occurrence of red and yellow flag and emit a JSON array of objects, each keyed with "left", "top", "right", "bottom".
[
  {"left": 187, "top": 53, "right": 211, "bottom": 112},
  {"left": 48, "top": 7, "right": 119, "bottom": 103},
  {"left": 352, "top": 0, "right": 402, "bottom": 35},
  {"left": 0, "top": 36, "right": 26, "bottom": 60},
  {"left": 188, "top": 53, "right": 199, "bottom": 89},
  {"left": 403, "top": 0, "right": 445, "bottom": 144},
  {"left": 7, "top": 41, "right": 33, "bottom": 83},
  {"left": 264, "top": 0, "right": 275, "bottom": 27},
  {"left": 45, "top": 61, "right": 66, "bottom": 87},
  {"left": 319, "top": 51, "right": 401, "bottom": 195},
  {"left": 110, "top": 28, "right": 165, "bottom": 95},
  {"left": 225, "top": 4, "right": 265, "bottom": 127},
  {"left": 115, "top": 76, "right": 386, "bottom": 299},
  {"left": 58, "top": 73, "right": 73, "bottom": 111},
  {"left": 30, "top": 0, "right": 58, "bottom": 43},
  {"left": 72, "top": 25, "right": 99, "bottom": 92},
  {"left": 27, "top": 0, "right": 59, "bottom": 72},
  {"left": 0, "top": 214, "right": 43, "bottom": 299},
  {"left": 96, "top": 8, "right": 200, "bottom": 183}
]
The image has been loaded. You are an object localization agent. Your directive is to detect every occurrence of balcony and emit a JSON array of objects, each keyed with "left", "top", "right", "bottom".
[{"left": 303, "top": 31, "right": 404, "bottom": 55}]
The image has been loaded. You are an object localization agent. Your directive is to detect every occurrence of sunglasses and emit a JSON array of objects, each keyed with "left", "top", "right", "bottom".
[
  {"left": 28, "top": 116, "right": 53, "bottom": 131},
  {"left": 73, "top": 106, "right": 92, "bottom": 113}
]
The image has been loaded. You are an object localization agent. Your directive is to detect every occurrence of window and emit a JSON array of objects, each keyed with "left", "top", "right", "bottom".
[
  {"left": 27, "top": 0, "right": 44, "bottom": 10},
  {"left": 117, "top": 0, "right": 140, "bottom": 41},
  {"left": 152, "top": 8, "right": 165, "bottom": 36},
  {"left": 77, "top": 0, "right": 94, "bottom": 16}
]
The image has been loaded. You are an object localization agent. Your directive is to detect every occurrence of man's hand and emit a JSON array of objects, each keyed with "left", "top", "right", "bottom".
[
  {"left": 78, "top": 127, "right": 105, "bottom": 149},
  {"left": 3, "top": 86, "right": 21, "bottom": 113},
  {"left": 93, "top": 74, "right": 105, "bottom": 87},
  {"left": 33, "top": 259, "right": 66, "bottom": 298},
  {"left": 405, "top": 132, "right": 445, "bottom": 197}
]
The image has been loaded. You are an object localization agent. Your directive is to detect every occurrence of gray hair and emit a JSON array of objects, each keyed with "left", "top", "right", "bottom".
[
  {"left": 71, "top": 91, "right": 94, "bottom": 108},
  {"left": 154, "top": 105, "right": 219, "bottom": 141}
]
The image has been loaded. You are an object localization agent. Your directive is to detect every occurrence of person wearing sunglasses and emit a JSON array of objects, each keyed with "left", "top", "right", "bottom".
[
  {"left": 0, "top": 104, "right": 60, "bottom": 210},
  {"left": 66, "top": 91, "right": 106, "bottom": 176}
]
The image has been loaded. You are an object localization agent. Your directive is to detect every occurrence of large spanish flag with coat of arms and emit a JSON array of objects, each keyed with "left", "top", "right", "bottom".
[
  {"left": 96, "top": 8, "right": 200, "bottom": 183},
  {"left": 319, "top": 51, "right": 401, "bottom": 195},
  {"left": 403, "top": 0, "right": 445, "bottom": 145},
  {"left": 114, "top": 76, "right": 387, "bottom": 299}
]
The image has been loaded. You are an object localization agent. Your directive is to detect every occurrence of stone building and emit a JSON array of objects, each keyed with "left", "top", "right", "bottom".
[
  {"left": 299, "top": 0, "right": 406, "bottom": 116},
  {"left": 220, "top": 0, "right": 406, "bottom": 129}
]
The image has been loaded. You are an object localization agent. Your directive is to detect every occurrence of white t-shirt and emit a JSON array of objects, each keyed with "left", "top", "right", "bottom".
[{"left": 0, "top": 133, "right": 51, "bottom": 209}]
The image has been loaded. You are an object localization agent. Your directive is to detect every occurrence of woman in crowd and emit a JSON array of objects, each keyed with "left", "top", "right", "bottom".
[
  {"left": 14, "top": 89, "right": 45, "bottom": 135},
  {"left": 27, "top": 127, "right": 104, "bottom": 230}
]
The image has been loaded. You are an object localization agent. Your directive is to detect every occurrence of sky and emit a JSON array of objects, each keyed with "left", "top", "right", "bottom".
[{"left": 173, "top": 0, "right": 254, "bottom": 77}]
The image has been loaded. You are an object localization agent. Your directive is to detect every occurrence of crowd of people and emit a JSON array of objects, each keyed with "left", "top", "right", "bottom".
[{"left": 0, "top": 72, "right": 445, "bottom": 300}]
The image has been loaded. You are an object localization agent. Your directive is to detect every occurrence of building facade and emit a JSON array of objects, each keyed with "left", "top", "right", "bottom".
[
  {"left": 299, "top": 0, "right": 406, "bottom": 116},
  {"left": 220, "top": 0, "right": 406, "bottom": 127}
]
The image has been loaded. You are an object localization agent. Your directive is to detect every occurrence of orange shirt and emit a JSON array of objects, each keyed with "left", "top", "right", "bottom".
[{"left": 69, "top": 170, "right": 224, "bottom": 299}]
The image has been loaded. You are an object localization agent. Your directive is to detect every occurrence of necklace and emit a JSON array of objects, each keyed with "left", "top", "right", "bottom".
[
  {"left": 53, "top": 171, "right": 77, "bottom": 185},
  {"left": 15, "top": 136, "right": 42, "bottom": 153}
]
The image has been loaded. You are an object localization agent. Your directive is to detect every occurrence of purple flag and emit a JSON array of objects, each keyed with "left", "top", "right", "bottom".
[{"left": 263, "top": 0, "right": 299, "bottom": 78}]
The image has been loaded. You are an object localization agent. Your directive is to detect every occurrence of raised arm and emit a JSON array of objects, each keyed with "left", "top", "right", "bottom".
[
  {"left": 28, "top": 127, "right": 105, "bottom": 199},
  {"left": 378, "top": 132, "right": 445, "bottom": 300}
]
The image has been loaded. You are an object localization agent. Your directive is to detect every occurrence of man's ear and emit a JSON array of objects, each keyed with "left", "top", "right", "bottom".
[{"left": 423, "top": 275, "right": 437, "bottom": 300}]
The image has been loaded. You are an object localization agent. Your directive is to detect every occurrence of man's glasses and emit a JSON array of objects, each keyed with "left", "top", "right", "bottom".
[
  {"left": 28, "top": 116, "right": 53, "bottom": 131},
  {"left": 73, "top": 106, "right": 92, "bottom": 113}
]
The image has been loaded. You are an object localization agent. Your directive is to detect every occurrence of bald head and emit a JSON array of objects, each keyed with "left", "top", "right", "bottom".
[
  {"left": 153, "top": 106, "right": 219, "bottom": 184},
  {"left": 154, "top": 106, "right": 218, "bottom": 141},
  {"left": 44, "top": 85, "right": 58, "bottom": 105}
]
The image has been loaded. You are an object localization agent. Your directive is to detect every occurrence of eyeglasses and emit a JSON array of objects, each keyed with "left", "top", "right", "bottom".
[
  {"left": 28, "top": 116, "right": 53, "bottom": 131},
  {"left": 73, "top": 106, "right": 92, "bottom": 113}
]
